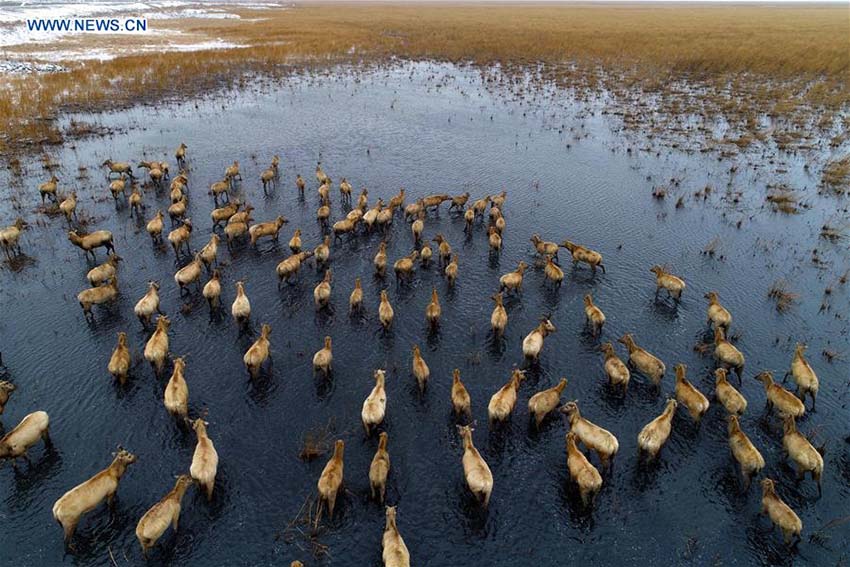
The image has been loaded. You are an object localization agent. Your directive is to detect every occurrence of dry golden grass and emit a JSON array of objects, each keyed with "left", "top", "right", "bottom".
[
  {"left": 822, "top": 155, "right": 850, "bottom": 193},
  {"left": 1, "top": 2, "right": 848, "bottom": 154},
  {"left": 766, "top": 187, "right": 801, "bottom": 214}
]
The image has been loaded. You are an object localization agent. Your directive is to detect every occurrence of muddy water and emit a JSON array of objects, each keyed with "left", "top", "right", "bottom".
[{"left": 0, "top": 62, "right": 848, "bottom": 566}]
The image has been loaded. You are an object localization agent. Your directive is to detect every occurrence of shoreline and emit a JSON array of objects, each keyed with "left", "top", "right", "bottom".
[{"left": 0, "top": 3, "right": 848, "bottom": 161}]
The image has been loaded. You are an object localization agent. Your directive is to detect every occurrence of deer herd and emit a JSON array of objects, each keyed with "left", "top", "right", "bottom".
[{"left": 0, "top": 143, "right": 829, "bottom": 562}]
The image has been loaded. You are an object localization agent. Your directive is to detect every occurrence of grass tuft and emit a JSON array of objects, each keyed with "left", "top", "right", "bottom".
[
  {"left": 822, "top": 155, "right": 850, "bottom": 193},
  {"left": 767, "top": 280, "right": 799, "bottom": 312}
]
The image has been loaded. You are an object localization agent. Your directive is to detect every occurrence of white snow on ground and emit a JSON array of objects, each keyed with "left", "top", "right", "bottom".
[{"left": 16, "top": 39, "right": 242, "bottom": 62}]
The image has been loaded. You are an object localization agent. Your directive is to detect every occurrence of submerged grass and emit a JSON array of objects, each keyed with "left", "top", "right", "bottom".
[
  {"left": 768, "top": 280, "right": 799, "bottom": 313},
  {"left": 299, "top": 418, "right": 336, "bottom": 461},
  {"left": 0, "top": 3, "right": 848, "bottom": 154}
]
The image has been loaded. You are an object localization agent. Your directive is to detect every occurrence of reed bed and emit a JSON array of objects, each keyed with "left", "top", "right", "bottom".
[{"left": 1, "top": 3, "right": 848, "bottom": 155}]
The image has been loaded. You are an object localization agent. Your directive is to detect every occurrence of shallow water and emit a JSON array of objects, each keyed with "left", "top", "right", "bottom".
[{"left": 1, "top": 62, "right": 849, "bottom": 566}]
